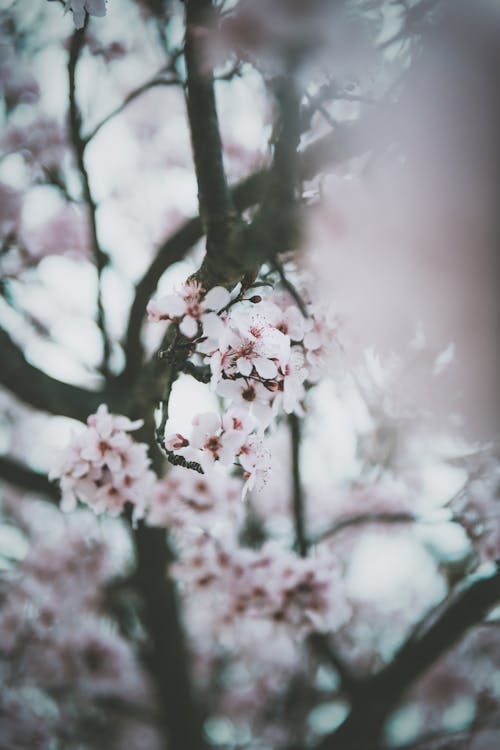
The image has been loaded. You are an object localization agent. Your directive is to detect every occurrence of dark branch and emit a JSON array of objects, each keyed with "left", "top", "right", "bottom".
[
  {"left": 312, "top": 511, "right": 417, "bottom": 545},
  {"left": 289, "top": 413, "right": 308, "bottom": 557},
  {"left": 122, "top": 216, "right": 203, "bottom": 381},
  {"left": 68, "top": 23, "right": 111, "bottom": 378},
  {"left": 0, "top": 455, "right": 58, "bottom": 501},
  {"left": 314, "top": 567, "right": 500, "bottom": 750},
  {"left": 289, "top": 413, "right": 359, "bottom": 695},
  {"left": 185, "top": 0, "right": 234, "bottom": 253},
  {"left": 0, "top": 327, "right": 106, "bottom": 421},
  {"left": 123, "top": 401, "right": 207, "bottom": 750},
  {"left": 272, "top": 258, "right": 309, "bottom": 318},
  {"left": 133, "top": 524, "right": 208, "bottom": 750},
  {"left": 84, "top": 72, "right": 180, "bottom": 144}
]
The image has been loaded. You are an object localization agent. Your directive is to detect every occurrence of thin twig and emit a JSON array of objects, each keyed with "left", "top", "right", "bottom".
[
  {"left": 312, "top": 511, "right": 416, "bottom": 545},
  {"left": 84, "top": 72, "right": 180, "bottom": 144},
  {"left": 271, "top": 258, "right": 309, "bottom": 318},
  {"left": 0, "top": 455, "right": 59, "bottom": 502},
  {"left": 289, "top": 413, "right": 308, "bottom": 557},
  {"left": 68, "top": 22, "right": 111, "bottom": 378}
]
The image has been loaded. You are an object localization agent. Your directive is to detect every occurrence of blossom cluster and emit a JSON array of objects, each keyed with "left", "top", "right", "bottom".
[
  {"left": 172, "top": 534, "right": 351, "bottom": 635},
  {"left": 49, "top": 404, "right": 154, "bottom": 519},
  {"left": 147, "top": 465, "right": 244, "bottom": 536},
  {"left": 0, "top": 500, "right": 158, "bottom": 750},
  {"left": 164, "top": 408, "right": 271, "bottom": 495},
  {"left": 148, "top": 281, "right": 337, "bottom": 425}
]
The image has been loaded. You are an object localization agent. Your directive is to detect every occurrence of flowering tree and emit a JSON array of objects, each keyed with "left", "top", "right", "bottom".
[{"left": 1, "top": 1, "right": 500, "bottom": 749}]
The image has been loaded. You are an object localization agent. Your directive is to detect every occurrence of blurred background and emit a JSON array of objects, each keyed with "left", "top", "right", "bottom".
[{"left": 0, "top": 1, "right": 499, "bottom": 749}]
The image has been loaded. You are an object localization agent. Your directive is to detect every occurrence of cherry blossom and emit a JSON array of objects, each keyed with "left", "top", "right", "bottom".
[
  {"left": 216, "top": 377, "right": 275, "bottom": 425},
  {"left": 163, "top": 407, "right": 268, "bottom": 488},
  {"left": 147, "top": 281, "right": 231, "bottom": 338},
  {"left": 147, "top": 466, "right": 244, "bottom": 537},
  {"left": 172, "top": 535, "right": 350, "bottom": 636},
  {"left": 303, "top": 305, "right": 340, "bottom": 382},
  {"left": 50, "top": 405, "right": 154, "bottom": 519},
  {"left": 0, "top": 497, "right": 158, "bottom": 750},
  {"left": 190, "top": 411, "right": 247, "bottom": 467},
  {"left": 235, "top": 433, "right": 270, "bottom": 496}
]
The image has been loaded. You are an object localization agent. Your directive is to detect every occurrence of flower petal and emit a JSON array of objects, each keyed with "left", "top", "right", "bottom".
[
  {"left": 180, "top": 314, "right": 199, "bottom": 338},
  {"left": 203, "top": 286, "right": 231, "bottom": 311},
  {"left": 254, "top": 357, "right": 278, "bottom": 380}
]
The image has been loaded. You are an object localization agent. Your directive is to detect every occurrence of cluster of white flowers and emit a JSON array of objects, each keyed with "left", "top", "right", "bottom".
[
  {"left": 173, "top": 534, "right": 350, "bottom": 634},
  {"left": 147, "top": 280, "right": 231, "bottom": 339},
  {"left": 147, "top": 465, "right": 244, "bottom": 536},
  {"left": 164, "top": 408, "right": 271, "bottom": 495},
  {"left": 49, "top": 404, "right": 154, "bottom": 519},
  {"left": 148, "top": 282, "right": 338, "bottom": 427}
]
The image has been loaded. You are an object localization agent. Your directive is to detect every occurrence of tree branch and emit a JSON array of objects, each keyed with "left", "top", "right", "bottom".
[
  {"left": 289, "top": 413, "right": 308, "bottom": 557},
  {"left": 0, "top": 455, "right": 58, "bottom": 501},
  {"left": 289, "top": 412, "right": 359, "bottom": 695},
  {"left": 312, "top": 511, "right": 417, "bottom": 545},
  {"left": 185, "top": 0, "right": 234, "bottom": 253},
  {"left": 0, "top": 327, "right": 106, "bottom": 421},
  {"left": 68, "top": 23, "right": 111, "bottom": 378},
  {"left": 84, "top": 71, "right": 180, "bottom": 144},
  {"left": 127, "top": 384, "right": 207, "bottom": 750},
  {"left": 133, "top": 524, "right": 208, "bottom": 750},
  {"left": 122, "top": 170, "right": 267, "bottom": 379},
  {"left": 314, "top": 567, "right": 500, "bottom": 750}
]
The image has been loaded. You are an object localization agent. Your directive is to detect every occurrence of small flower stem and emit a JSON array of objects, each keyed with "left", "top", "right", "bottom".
[{"left": 289, "top": 412, "right": 308, "bottom": 557}]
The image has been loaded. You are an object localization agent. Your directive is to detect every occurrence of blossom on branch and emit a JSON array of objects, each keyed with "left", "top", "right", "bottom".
[
  {"left": 164, "top": 407, "right": 270, "bottom": 492},
  {"left": 172, "top": 535, "right": 350, "bottom": 636},
  {"left": 50, "top": 404, "right": 154, "bottom": 519},
  {"left": 147, "top": 280, "right": 230, "bottom": 338}
]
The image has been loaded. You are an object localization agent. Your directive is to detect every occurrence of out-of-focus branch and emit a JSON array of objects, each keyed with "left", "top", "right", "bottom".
[
  {"left": 381, "top": 0, "right": 442, "bottom": 50},
  {"left": 0, "top": 327, "right": 106, "bottom": 420},
  {"left": 288, "top": 411, "right": 359, "bottom": 695},
  {"left": 68, "top": 23, "right": 111, "bottom": 378},
  {"left": 122, "top": 171, "right": 266, "bottom": 379},
  {"left": 122, "top": 216, "right": 203, "bottom": 381},
  {"left": 84, "top": 69, "right": 180, "bottom": 144},
  {"left": 314, "top": 567, "right": 500, "bottom": 750},
  {"left": 133, "top": 524, "right": 208, "bottom": 750},
  {"left": 185, "top": 0, "right": 234, "bottom": 254},
  {"left": 272, "top": 258, "right": 309, "bottom": 317},
  {"left": 126, "top": 369, "right": 207, "bottom": 750},
  {"left": 0, "top": 455, "right": 58, "bottom": 501},
  {"left": 289, "top": 413, "right": 308, "bottom": 557},
  {"left": 312, "top": 511, "right": 417, "bottom": 544}
]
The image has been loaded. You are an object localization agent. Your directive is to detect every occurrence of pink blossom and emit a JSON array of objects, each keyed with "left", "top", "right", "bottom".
[
  {"left": 216, "top": 377, "right": 274, "bottom": 425},
  {"left": 190, "top": 410, "right": 250, "bottom": 468},
  {"left": 20, "top": 204, "right": 91, "bottom": 262},
  {"left": 147, "top": 467, "right": 244, "bottom": 535},
  {"left": 238, "top": 432, "right": 272, "bottom": 496},
  {"left": 1, "top": 117, "right": 67, "bottom": 171},
  {"left": 303, "top": 305, "right": 339, "bottom": 381},
  {"left": 0, "top": 60, "right": 39, "bottom": 111},
  {"left": 172, "top": 536, "right": 350, "bottom": 636},
  {"left": 50, "top": 404, "right": 153, "bottom": 519},
  {"left": 0, "top": 183, "right": 22, "bottom": 239},
  {"left": 147, "top": 281, "right": 231, "bottom": 338}
]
